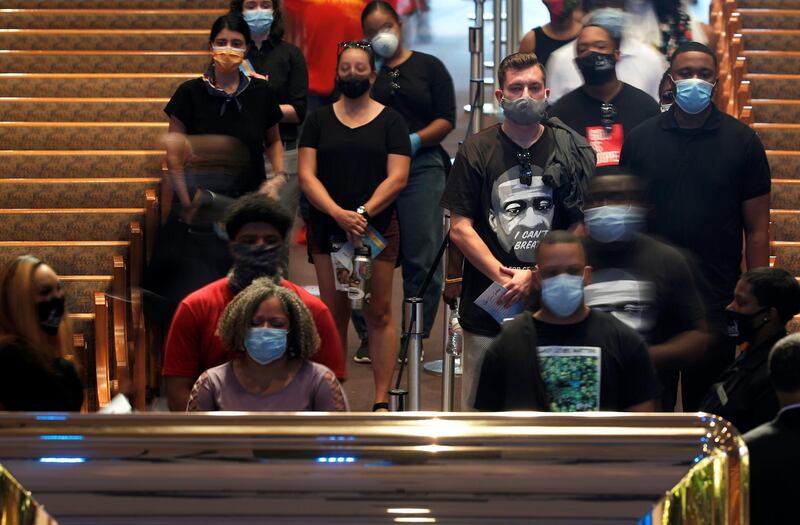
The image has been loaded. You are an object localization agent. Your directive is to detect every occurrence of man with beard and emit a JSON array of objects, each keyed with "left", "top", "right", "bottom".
[
  {"left": 162, "top": 193, "right": 345, "bottom": 411},
  {"left": 549, "top": 24, "right": 658, "bottom": 173},
  {"left": 440, "top": 52, "right": 595, "bottom": 410}
]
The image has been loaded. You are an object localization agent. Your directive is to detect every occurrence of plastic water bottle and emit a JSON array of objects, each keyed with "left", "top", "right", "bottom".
[
  {"left": 348, "top": 245, "right": 372, "bottom": 310},
  {"left": 446, "top": 309, "right": 463, "bottom": 358}
]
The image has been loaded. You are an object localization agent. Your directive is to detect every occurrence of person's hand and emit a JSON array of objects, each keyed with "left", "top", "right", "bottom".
[
  {"left": 179, "top": 199, "right": 198, "bottom": 225},
  {"left": 259, "top": 177, "right": 285, "bottom": 200},
  {"left": 442, "top": 280, "right": 461, "bottom": 309},
  {"left": 334, "top": 208, "right": 367, "bottom": 237},
  {"left": 498, "top": 266, "right": 532, "bottom": 308}
]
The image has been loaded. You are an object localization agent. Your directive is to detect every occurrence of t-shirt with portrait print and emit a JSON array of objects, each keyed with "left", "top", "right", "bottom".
[{"left": 440, "top": 124, "right": 576, "bottom": 336}]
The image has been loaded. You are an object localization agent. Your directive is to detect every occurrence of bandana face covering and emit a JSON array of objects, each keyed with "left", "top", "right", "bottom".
[{"left": 228, "top": 242, "right": 287, "bottom": 292}]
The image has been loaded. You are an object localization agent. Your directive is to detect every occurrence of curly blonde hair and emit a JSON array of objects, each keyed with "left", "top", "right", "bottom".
[{"left": 217, "top": 278, "right": 320, "bottom": 359}]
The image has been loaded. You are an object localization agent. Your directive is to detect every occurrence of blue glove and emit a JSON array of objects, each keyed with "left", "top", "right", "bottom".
[{"left": 409, "top": 132, "right": 422, "bottom": 157}]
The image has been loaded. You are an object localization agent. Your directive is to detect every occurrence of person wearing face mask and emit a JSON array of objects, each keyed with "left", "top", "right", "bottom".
[
  {"left": 345, "top": 1, "right": 456, "bottom": 363},
  {"left": 229, "top": 0, "right": 308, "bottom": 208},
  {"left": 549, "top": 25, "right": 658, "bottom": 174},
  {"left": 0, "top": 256, "right": 83, "bottom": 411},
  {"left": 657, "top": 70, "right": 674, "bottom": 113},
  {"left": 582, "top": 174, "right": 707, "bottom": 410},
  {"left": 545, "top": 3, "right": 667, "bottom": 104},
  {"left": 187, "top": 278, "right": 348, "bottom": 412},
  {"left": 519, "top": 0, "right": 584, "bottom": 68},
  {"left": 299, "top": 41, "right": 410, "bottom": 412},
  {"left": 162, "top": 193, "right": 345, "bottom": 412},
  {"left": 440, "top": 52, "right": 595, "bottom": 411},
  {"left": 620, "top": 42, "right": 771, "bottom": 411},
  {"left": 473, "top": 230, "right": 659, "bottom": 411},
  {"left": 698, "top": 268, "right": 800, "bottom": 434}
]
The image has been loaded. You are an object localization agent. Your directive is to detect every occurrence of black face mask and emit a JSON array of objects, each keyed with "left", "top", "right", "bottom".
[
  {"left": 575, "top": 51, "right": 617, "bottom": 86},
  {"left": 38, "top": 296, "right": 65, "bottom": 336},
  {"left": 725, "top": 307, "right": 770, "bottom": 344},
  {"left": 336, "top": 75, "right": 371, "bottom": 98},
  {"left": 228, "top": 242, "right": 287, "bottom": 292}
]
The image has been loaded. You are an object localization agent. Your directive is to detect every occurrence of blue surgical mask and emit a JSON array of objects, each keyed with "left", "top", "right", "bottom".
[
  {"left": 244, "top": 327, "right": 287, "bottom": 365},
  {"left": 541, "top": 273, "right": 585, "bottom": 318},
  {"left": 671, "top": 77, "right": 715, "bottom": 114},
  {"left": 584, "top": 205, "right": 646, "bottom": 243},
  {"left": 243, "top": 9, "right": 274, "bottom": 35}
]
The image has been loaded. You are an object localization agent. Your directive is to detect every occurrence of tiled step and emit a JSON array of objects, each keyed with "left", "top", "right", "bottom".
[
  {"left": 0, "top": 151, "right": 162, "bottom": 178},
  {"left": 771, "top": 210, "right": 800, "bottom": 241},
  {"left": 0, "top": 209, "right": 144, "bottom": 241},
  {"left": 773, "top": 241, "right": 800, "bottom": 277},
  {"left": 0, "top": 51, "right": 208, "bottom": 74},
  {"left": 0, "top": 0, "right": 224, "bottom": 7},
  {"left": 742, "top": 29, "right": 800, "bottom": 51},
  {"left": 0, "top": 74, "right": 193, "bottom": 98},
  {"left": 753, "top": 123, "right": 800, "bottom": 150},
  {"left": 744, "top": 51, "right": 800, "bottom": 75},
  {"left": 0, "top": 178, "right": 159, "bottom": 208},
  {"left": 739, "top": 0, "right": 800, "bottom": 9},
  {"left": 0, "top": 122, "right": 167, "bottom": 150},
  {"left": 0, "top": 241, "right": 128, "bottom": 275},
  {"left": 61, "top": 276, "right": 113, "bottom": 314},
  {"left": 767, "top": 151, "right": 800, "bottom": 179},
  {"left": 747, "top": 74, "right": 800, "bottom": 99},
  {"left": 0, "top": 97, "right": 167, "bottom": 122},
  {"left": 771, "top": 179, "right": 800, "bottom": 209},
  {"left": 0, "top": 29, "right": 208, "bottom": 51},
  {"left": 0, "top": 9, "right": 222, "bottom": 29},
  {"left": 751, "top": 100, "right": 800, "bottom": 123},
  {"left": 739, "top": 8, "right": 800, "bottom": 29}
]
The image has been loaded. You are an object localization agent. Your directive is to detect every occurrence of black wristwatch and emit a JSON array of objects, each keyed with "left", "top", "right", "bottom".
[{"left": 356, "top": 205, "right": 371, "bottom": 222}]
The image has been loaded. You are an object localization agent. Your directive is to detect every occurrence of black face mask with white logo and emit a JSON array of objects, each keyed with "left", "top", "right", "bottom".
[
  {"left": 725, "top": 306, "right": 770, "bottom": 344},
  {"left": 38, "top": 296, "right": 65, "bottom": 335},
  {"left": 575, "top": 51, "right": 617, "bottom": 85}
]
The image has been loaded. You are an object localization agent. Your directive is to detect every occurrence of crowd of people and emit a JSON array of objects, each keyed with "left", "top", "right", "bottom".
[{"left": 0, "top": 0, "right": 797, "bottom": 494}]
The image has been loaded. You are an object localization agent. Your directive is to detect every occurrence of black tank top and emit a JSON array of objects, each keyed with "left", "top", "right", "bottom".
[{"left": 532, "top": 26, "right": 577, "bottom": 67}]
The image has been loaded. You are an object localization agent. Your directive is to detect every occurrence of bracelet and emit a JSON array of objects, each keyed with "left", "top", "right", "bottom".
[{"left": 445, "top": 277, "right": 463, "bottom": 284}]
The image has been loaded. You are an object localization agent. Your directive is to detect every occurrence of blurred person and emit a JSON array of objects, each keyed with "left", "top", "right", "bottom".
[
  {"left": 439, "top": 52, "right": 595, "bottom": 410},
  {"left": 621, "top": 42, "right": 771, "bottom": 410},
  {"left": 549, "top": 24, "right": 659, "bottom": 173},
  {"left": 582, "top": 174, "right": 706, "bottom": 410},
  {"left": 699, "top": 268, "right": 800, "bottom": 433},
  {"left": 230, "top": 0, "right": 309, "bottom": 212},
  {"left": 658, "top": 69, "right": 673, "bottom": 112},
  {"left": 473, "top": 230, "right": 659, "bottom": 412},
  {"left": 298, "top": 41, "right": 410, "bottom": 412},
  {"left": 625, "top": 0, "right": 715, "bottom": 58},
  {"left": 162, "top": 193, "right": 345, "bottom": 412},
  {"left": 744, "top": 333, "right": 800, "bottom": 525},
  {"left": 519, "top": 0, "right": 583, "bottom": 68},
  {"left": 349, "top": 1, "right": 456, "bottom": 363},
  {"left": 546, "top": 4, "right": 667, "bottom": 103},
  {"left": 187, "top": 278, "right": 348, "bottom": 412},
  {"left": 0, "top": 256, "right": 83, "bottom": 411},
  {"left": 147, "top": 14, "right": 285, "bottom": 328}
]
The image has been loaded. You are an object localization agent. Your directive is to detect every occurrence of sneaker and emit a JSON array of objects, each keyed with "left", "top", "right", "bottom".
[
  {"left": 397, "top": 335, "right": 425, "bottom": 363},
  {"left": 353, "top": 338, "right": 371, "bottom": 363}
]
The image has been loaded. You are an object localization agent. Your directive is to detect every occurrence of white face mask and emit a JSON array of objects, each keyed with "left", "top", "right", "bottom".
[{"left": 371, "top": 30, "right": 399, "bottom": 58}]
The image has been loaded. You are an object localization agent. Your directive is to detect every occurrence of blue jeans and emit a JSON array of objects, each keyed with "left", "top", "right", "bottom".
[{"left": 352, "top": 147, "right": 447, "bottom": 339}]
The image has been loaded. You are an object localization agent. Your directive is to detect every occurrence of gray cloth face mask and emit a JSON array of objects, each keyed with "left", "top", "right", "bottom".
[{"left": 500, "top": 96, "right": 548, "bottom": 125}]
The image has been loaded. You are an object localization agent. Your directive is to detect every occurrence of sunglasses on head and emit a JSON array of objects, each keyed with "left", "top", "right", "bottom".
[
  {"left": 660, "top": 90, "right": 675, "bottom": 104},
  {"left": 337, "top": 40, "right": 374, "bottom": 56}
]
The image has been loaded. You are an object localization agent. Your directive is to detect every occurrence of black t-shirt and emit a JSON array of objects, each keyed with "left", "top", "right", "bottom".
[
  {"left": 371, "top": 51, "right": 456, "bottom": 144},
  {"left": 299, "top": 105, "right": 410, "bottom": 244},
  {"left": 549, "top": 83, "right": 659, "bottom": 174},
  {"left": 440, "top": 124, "right": 575, "bottom": 336},
  {"left": 0, "top": 340, "right": 84, "bottom": 411},
  {"left": 583, "top": 233, "right": 705, "bottom": 346},
  {"left": 246, "top": 39, "right": 308, "bottom": 144},
  {"left": 474, "top": 310, "right": 659, "bottom": 411},
  {"left": 620, "top": 105, "right": 771, "bottom": 309},
  {"left": 164, "top": 76, "right": 283, "bottom": 194}
]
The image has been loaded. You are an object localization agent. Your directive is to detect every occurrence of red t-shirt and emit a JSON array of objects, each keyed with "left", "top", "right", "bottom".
[{"left": 162, "top": 277, "right": 346, "bottom": 380}]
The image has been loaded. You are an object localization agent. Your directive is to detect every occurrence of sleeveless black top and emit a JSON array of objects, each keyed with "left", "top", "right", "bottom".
[{"left": 532, "top": 26, "right": 577, "bottom": 67}]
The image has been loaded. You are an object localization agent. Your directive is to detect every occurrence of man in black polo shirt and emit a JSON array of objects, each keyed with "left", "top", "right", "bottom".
[
  {"left": 620, "top": 41, "right": 771, "bottom": 410},
  {"left": 582, "top": 174, "right": 707, "bottom": 410},
  {"left": 440, "top": 52, "right": 595, "bottom": 411},
  {"left": 550, "top": 24, "right": 659, "bottom": 174},
  {"left": 473, "top": 230, "right": 659, "bottom": 412}
]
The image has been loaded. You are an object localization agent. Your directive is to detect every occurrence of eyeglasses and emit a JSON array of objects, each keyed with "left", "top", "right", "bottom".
[
  {"left": 600, "top": 102, "right": 617, "bottom": 134},
  {"left": 387, "top": 68, "right": 400, "bottom": 94},
  {"left": 516, "top": 150, "right": 533, "bottom": 186},
  {"left": 337, "top": 40, "right": 374, "bottom": 56}
]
